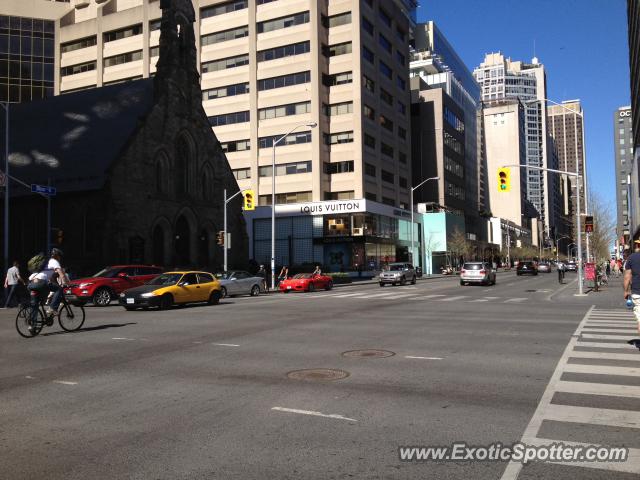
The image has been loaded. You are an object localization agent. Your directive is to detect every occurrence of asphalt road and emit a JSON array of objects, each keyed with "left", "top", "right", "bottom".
[{"left": 0, "top": 271, "right": 635, "bottom": 479}]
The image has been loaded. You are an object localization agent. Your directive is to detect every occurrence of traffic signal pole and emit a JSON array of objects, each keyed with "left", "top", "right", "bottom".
[
  {"left": 500, "top": 164, "right": 585, "bottom": 296},
  {"left": 223, "top": 188, "right": 250, "bottom": 273}
]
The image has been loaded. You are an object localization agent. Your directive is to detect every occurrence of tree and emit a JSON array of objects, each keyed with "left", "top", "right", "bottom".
[
  {"left": 448, "top": 228, "right": 472, "bottom": 267},
  {"left": 587, "top": 189, "right": 615, "bottom": 263},
  {"left": 423, "top": 232, "right": 442, "bottom": 275}
]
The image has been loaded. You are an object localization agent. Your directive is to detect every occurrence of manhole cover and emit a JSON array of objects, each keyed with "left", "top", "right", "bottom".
[
  {"left": 286, "top": 368, "right": 350, "bottom": 381},
  {"left": 341, "top": 349, "right": 396, "bottom": 358}
]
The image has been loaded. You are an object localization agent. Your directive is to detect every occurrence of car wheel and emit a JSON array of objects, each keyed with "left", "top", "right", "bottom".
[
  {"left": 379, "top": 283, "right": 385, "bottom": 287},
  {"left": 220, "top": 287, "right": 228, "bottom": 299},
  {"left": 460, "top": 280, "right": 464, "bottom": 286},
  {"left": 411, "top": 275, "right": 416, "bottom": 285},
  {"left": 325, "top": 281, "right": 333, "bottom": 291},
  {"left": 308, "top": 283, "right": 315, "bottom": 293},
  {"left": 92, "top": 287, "right": 112, "bottom": 307},
  {"left": 250, "top": 285, "right": 260, "bottom": 296},
  {"left": 400, "top": 276, "right": 407, "bottom": 286},
  {"left": 159, "top": 294, "right": 173, "bottom": 310},
  {"left": 208, "top": 290, "right": 221, "bottom": 305}
]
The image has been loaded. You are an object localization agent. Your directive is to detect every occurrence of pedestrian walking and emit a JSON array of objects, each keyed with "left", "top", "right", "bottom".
[
  {"left": 624, "top": 245, "right": 640, "bottom": 336},
  {"left": 4, "top": 260, "right": 25, "bottom": 308},
  {"left": 257, "top": 264, "right": 268, "bottom": 292},
  {"left": 277, "top": 265, "right": 288, "bottom": 287},
  {"left": 557, "top": 261, "right": 565, "bottom": 284}
]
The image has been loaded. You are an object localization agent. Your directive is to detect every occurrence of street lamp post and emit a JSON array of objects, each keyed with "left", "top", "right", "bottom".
[
  {"left": 271, "top": 122, "right": 317, "bottom": 291},
  {"left": 1, "top": 102, "right": 8, "bottom": 277},
  {"left": 223, "top": 187, "right": 250, "bottom": 273},
  {"left": 410, "top": 176, "right": 439, "bottom": 271}
]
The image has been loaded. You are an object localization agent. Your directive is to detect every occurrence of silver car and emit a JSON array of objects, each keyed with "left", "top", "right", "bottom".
[
  {"left": 460, "top": 262, "right": 496, "bottom": 286},
  {"left": 216, "top": 271, "right": 264, "bottom": 298},
  {"left": 379, "top": 263, "right": 417, "bottom": 286}
]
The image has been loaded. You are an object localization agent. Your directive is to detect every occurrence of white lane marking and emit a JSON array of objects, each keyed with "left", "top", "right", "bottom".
[
  {"left": 405, "top": 356, "right": 443, "bottom": 360},
  {"left": 575, "top": 341, "right": 637, "bottom": 349},
  {"left": 25, "top": 376, "right": 35, "bottom": 379},
  {"left": 499, "top": 305, "right": 594, "bottom": 480},
  {"left": 53, "top": 380, "right": 77, "bottom": 385},
  {"left": 468, "top": 299, "right": 488, "bottom": 302},
  {"left": 503, "top": 298, "right": 527, "bottom": 303},
  {"left": 484, "top": 297, "right": 500, "bottom": 300},
  {"left": 543, "top": 403, "right": 640, "bottom": 428},
  {"left": 192, "top": 341, "right": 203, "bottom": 344},
  {"left": 438, "top": 296, "right": 468, "bottom": 302},
  {"left": 569, "top": 350, "right": 640, "bottom": 361},
  {"left": 212, "top": 343, "right": 240, "bottom": 347},
  {"left": 555, "top": 380, "right": 640, "bottom": 398},
  {"left": 271, "top": 407, "right": 357, "bottom": 422},
  {"left": 412, "top": 294, "right": 446, "bottom": 300},
  {"left": 112, "top": 337, "right": 135, "bottom": 341},
  {"left": 563, "top": 363, "right": 640, "bottom": 377},
  {"left": 332, "top": 293, "right": 368, "bottom": 298}
]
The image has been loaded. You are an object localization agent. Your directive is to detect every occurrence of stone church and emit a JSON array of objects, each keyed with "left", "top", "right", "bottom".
[{"left": 2, "top": 0, "right": 247, "bottom": 274}]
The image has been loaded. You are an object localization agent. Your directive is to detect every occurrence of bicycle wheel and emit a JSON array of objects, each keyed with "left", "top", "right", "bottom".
[
  {"left": 58, "top": 303, "right": 85, "bottom": 332},
  {"left": 16, "top": 305, "right": 44, "bottom": 338}
]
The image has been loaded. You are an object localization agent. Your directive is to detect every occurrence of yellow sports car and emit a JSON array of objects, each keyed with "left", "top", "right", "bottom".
[{"left": 118, "top": 271, "right": 222, "bottom": 310}]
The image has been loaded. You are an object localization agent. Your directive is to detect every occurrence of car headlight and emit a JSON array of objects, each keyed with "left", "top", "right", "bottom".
[
  {"left": 79, "top": 282, "right": 93, "bottom": 288},
  {"left": 141, "top": 292, "right": 157, "bottom": 298}
]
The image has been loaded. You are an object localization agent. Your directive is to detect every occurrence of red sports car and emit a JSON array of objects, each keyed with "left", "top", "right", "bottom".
[{"left": 279, "top": 273, "right": 333, "bottom": 293}]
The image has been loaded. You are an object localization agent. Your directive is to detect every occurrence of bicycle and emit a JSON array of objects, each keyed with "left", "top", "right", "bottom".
[{"left": 16, "top": 288, "right": 86, "bottom": 338}]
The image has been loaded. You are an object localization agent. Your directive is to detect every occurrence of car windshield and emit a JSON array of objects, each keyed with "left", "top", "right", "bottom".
[
  {"left": 387, "top": 264, "right": 405, "bottom": 271},
  {"left": 463, "top": 263, "right": 483, "bottom": 270},
  {"left": 293, "top": 273, "right": 312, "bottom": 279},
  {"left": 92, "top": 267, "right": 121, "bottom": 278},
  {"left": 146, "top": 273, "right": 182, "bottom": 286},
  {"left": 520, "top": 262, "right": 534, "bottom": 266}
]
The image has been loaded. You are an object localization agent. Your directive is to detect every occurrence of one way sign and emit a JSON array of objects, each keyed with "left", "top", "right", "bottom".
[{"left": 31, "top": 184, "right": 56, "bottom": 196}]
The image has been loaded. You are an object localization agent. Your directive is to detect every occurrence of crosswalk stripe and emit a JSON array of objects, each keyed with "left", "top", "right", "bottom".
[
  {"left": 569, "top": 350, "right": 640, "bottom": 361},
  {"left": 418, "top": 294, "right": 445, "bottom": 299},
  {"left": 563, "top": 363, "right": 640, "bottom": 377},
  {"left": 581, "top": 328, "right": 638, "bottom": 334},
  {"left": 357, "top": 292, "right": 400, "bottom": 299},
  {"left": 468, "top": 299, "right": 489, "bottom": 302},
  {"left": 483, "top": 296, "right": 500, "bottom": 300},
  {"left": 576, "top": 341, "right": 638, "bottom": 349},
  {"left": 332, "top": 292, "right": 367, "bottom": 298},
  {"left": 555, "top": 380, "right": 640, "bottom": 398},
  {"left": 543, "top": 403, "right": 640, "bottom": 428},
  {"left": 503, "top": 297, "right": 527, "bottom": 303},
  {"left": 581, "top": 333, "right": 635, "bottom": 340},
  {"left": 585, "top": 321, "right": 635, "bottom": 325},
  {"left": 438, "top": 296, "right": 467, "bottom": 302}
]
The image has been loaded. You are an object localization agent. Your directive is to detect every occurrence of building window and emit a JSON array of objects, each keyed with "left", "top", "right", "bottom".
[
  {"left": 325, "top": 131, "right": 354, "bottom": 145},
  {"left": 396, "top": 26, "right": 406, "bottom": 42},
  {"left": 259, "top": 160, "right": 312, "bottom": 177},
  {"left": 104, "top": 50, "right": 143, "bottom": 67},
  {"left": 323, "top": 12, "right": 351, "bottom": 27},
  {"left": 363, "top": 104, "right": 375, "bottom": 120},
  {"left": 259, "top": 131, "right": 312, "bottom": 148},
  {"left": 259, "top": 191, "right": 312, "bottom": 205},
  {"left": 150, "top": 46, "right": 159, "bottom": 57},
  {"left": 324, "top": 161, "right": 354, "bottom": 174},
  {"left": 202, "top": 82, "right": 249, "bottom": 100},
  {"left": 201, "top": 54, "right": 249, "bottom": 73},
  {"left": 379, "top": 114, "right": 393, "bottom": 132},
  {"left": 379, "top": 61, "right": 392, "bottom": 79},
  {"left": 382, "top": 197, "right": 395, "bottom": 206},
  {"left": 444, "top": 131, "right": 464, "bottom": 155},
  {"left": 362, "top": 16, "right": 374, "bottom": 35},
  {"left": 104, "top": 25, "right": 142, "bottom": 42},
  {"left": 257, "top": 71, "right": 310, "bottom": 90},
  {"left": 324, "top": 101, "right": 353, "bottom": 116},
  {"left": 395, "top": 50, "right": 405, "bottom": 66},
  {"left": 61, "top": 36, "right": 96, "bottom": 53},
  {"left": 149, "top": 19, "right": 161, "bottom": 31},
  {"left": 379, "top": 8, "right": 392, "bottom": 27},
  {"left": 363, "top": 46, "right": 374, "bottom": 63},
  {"left": 396, "top": 77, "right": 406, "bottom": 90},
  {"left": 257, "top": 41, "right": 310, "bottom": 62},
  {"left": 378, "top": 34, "right": 392, "bottom": 53},
  {"left": 325, "top": 191, "right": 355, "bottom": 200},
  {"left": 381, "top": 142, "right": 394, "bottom": 158},
  {"left": 365, "top": 192, "right": 377, "bottom": 201},
  {"left": 399, "top": 152, "right": 407, "bottom": 164},
  {"left": 257, "top": 11, "right": 309, "bottom": 33},
  {"left": 399, "top": 177, "right": 407, "bottom": 188},
  {"left": 232, "top": 168, "right": 251, "bottom": 180},
  {"left": 444, "top": 107, "right": 465, "bottom": 132},
  {"left": 259, "top": 101, "right": 311, "bottom": 120},
  {"left": 323, "top": 42, "right": 352, "bottom": 57},
  {"left": 208, "top": 111, "right": 250, "bottom": 127},
  {"left": 60, "top": 61, "right": 96, "bottom": 77},
  {"left": 201, "top": 1, "right": 248, "bottom": 19},
  {"left": 201, "top": 25, "right": 248, "bottom": 46},
  {"left": 363, "top": 75, "right": 375, "bottom": 93},
  {"left": 322, "top": 71, "right": 353, "bottom": 86},
  {"left": 380, "top": 88, "right": 393, "bottom": 105},
  {"left": 220, "top": 139, "right": 250, "bottom": 153},
  {"left": 381, "top": 170, "right": 394, "bottom": 184},
  {"left": 365, "top": 163, "right": 376, "bottom": 177},
  {"left": 364, "top": 133, "right": 376, "bottom": 149},
  {"left": 398, "top": 127, "right": 407, "bottom": 140}
]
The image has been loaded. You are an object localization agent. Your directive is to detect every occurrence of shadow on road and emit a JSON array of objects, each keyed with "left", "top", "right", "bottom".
[{"left": 42, "top": 323, "right": 137, "bottom": 336}]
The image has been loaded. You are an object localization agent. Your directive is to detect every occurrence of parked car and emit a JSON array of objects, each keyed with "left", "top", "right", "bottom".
[
  {"left": 379, "top": 263, "right": 417, "bottom": 286},
  {"left": 279, "top": 273, "right": 333, "bottom": 292},
  {"left": 460, "top": 262, "right": 496, "bottom": 286},
  {"left": 537, "top": 262, "right": 552, "bottom": 273},
  {"left": 64, "top": 265, "right": 163, "bottom": 306},
  {"left": 216, "top": 270, "right": 264, "bottom": 298},
  {"left": 565, "top": 261, "right": 577, "bottom": 272},
  {"left": 118, "top": 271, "right": 221, "bottom": 310},
  {"left": 516, "top": 261, "right": 538, "bottom": 276}
]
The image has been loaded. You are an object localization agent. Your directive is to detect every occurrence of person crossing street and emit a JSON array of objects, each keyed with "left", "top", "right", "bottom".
[{"left": 4, "top": 261, "right": 25, "bottom": 308}]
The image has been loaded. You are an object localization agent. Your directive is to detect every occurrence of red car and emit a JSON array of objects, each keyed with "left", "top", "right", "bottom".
[
  {"left": 279, "top": 273, "right": 333, "bottom": 293},
  {"left": 64, "top": 265, "right": 163, "bottom": 306}
]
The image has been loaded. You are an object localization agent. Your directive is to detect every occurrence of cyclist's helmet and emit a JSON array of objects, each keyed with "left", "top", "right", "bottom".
[{"left": 51, "top": 247, "right": 64, "bottom": 258}]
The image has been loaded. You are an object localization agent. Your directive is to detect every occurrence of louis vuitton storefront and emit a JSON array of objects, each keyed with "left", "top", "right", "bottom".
[{"left": 244, "top": 199, "right": 418, "bottom": 273}]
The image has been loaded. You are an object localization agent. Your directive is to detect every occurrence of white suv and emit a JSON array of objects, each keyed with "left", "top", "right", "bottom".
[
  {"left": 379, "top": 263, "right": 417, "bottom": 286},
  {"left": 460, "top": 262, "right": 496, "bottom": 286}
]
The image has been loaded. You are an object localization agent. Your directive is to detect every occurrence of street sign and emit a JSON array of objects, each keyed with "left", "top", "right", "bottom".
[
  {"left": 31, "top": 184, "right": 56, "bottom": 196},
  {"left": 585, "top": 215, "right": 594, "bottom": 233}
]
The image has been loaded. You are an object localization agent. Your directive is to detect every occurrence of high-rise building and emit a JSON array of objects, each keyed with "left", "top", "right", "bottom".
[
  {"left": 7, "top": 0, "right": 421, "bottom": 270},
  {"left": 473, "top": 53, "right": 554, "bottom": 237},
  {"left": 614, "top": 106, "right": 633, "bottom": 243},
  {"left": 410, "top": 21, "right": 482, "bottom": 240},
  {"left": 627, "top": 0, "right": 640, "bottom": 242},
  {"left": 0, "top": 1, "right": 70, "bottom": 103},
  {"left": 547, "top": 100, "right": 587, "bottom": 221}
]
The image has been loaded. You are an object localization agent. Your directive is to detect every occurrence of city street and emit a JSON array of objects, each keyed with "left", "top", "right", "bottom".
[{"left": 1, "top": 272, "right": 638, "bottom": 479}]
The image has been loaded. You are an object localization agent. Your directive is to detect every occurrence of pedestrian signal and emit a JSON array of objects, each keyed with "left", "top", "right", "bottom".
[
  {"left": 243, "top": 190, "right": 255, "bottom": 211},
  {"left": 216, "top": 230, "right": 225, "bottom": 246},
  {"left": 497, "top": 168, "right": 511, "bottom": 192}
]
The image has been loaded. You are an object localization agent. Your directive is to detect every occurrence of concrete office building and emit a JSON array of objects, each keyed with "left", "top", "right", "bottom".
[
  {"left": 410, "top": 21, "right": 482, "bottom": 241},
  {"left": 547, "top": 100, "right": 588, "bottom": 224},
  {"left": 473, "top": 53, "right": 554, "bottom": 237},
  {"left": 9, "top": 0, "right": 419, "bottom": 271},
  {"left": 614, "top": 106, "right": 633, "bottom": 243},
  {"left": 627, "top": 0, "right": 640, "bottom": 242}
]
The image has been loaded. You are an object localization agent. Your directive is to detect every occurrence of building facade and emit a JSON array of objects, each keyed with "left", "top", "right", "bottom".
[
  {"left": 614, "top": 106, "right": 633, "bottom": 243},
  {"left": 628, "top": 0, "right": 640, "bottom": 241}
]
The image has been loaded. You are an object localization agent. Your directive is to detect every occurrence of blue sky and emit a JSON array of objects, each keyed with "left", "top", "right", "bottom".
[{"left": 418, "top": 0, "right": 631, "bottom": 207}]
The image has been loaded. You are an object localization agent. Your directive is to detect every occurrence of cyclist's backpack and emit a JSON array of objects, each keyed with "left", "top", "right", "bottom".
[{"left": 27, "top": 253, "right": 47, "bottom": 273}]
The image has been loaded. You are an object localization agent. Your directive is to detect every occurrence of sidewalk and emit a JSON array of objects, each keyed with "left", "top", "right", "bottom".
[{"left": 551, "top": 273, "right": 628, "bottom": 309}]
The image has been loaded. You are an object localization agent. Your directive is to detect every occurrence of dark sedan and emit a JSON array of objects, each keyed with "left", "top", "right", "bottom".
[{"left": 516, "top": 261, "right": 538, "bottom": 276}]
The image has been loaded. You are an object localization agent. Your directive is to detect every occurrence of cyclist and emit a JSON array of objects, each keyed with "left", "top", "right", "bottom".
[
  {"left": 557, "top": 261, "right": 565, "bottom": 284},
  {"left": 43, "top": 248, "right": 69, "bottom": 315}
]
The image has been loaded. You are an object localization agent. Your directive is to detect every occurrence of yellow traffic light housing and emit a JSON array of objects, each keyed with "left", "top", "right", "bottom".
[
  {"left": 243, "top": 190, "right": 255, "bottom": 211},
  {"left": 216, "top": 231, "right": 225, "bottom": 246},
  {"left": 497, "top": 168, "right": 511, "bottom": 192}
]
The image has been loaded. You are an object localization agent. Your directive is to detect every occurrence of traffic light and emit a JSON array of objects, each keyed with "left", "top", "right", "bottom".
[
  {"left": 216, "top": 230, "right": 225, "bottom": 246},
  {"left": 57, "top": 229, "right": 63, "bottom": 245},
  {"left": 497, "top": 168, "right": 511, "bottom": 192},
  {"left": 585, "top": 215, "right": 594, "bottom": 233},
  {"left": 243, "top": 190, "right": 255, "bottom": 211}
]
